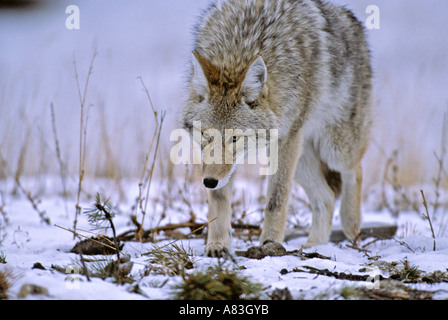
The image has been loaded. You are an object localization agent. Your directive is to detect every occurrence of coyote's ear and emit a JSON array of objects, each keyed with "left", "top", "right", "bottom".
[
  {"left": 192, "top": 51, "right": 219, "bottom": 96},
  {"left": 241, "top": 56, "right": 267, "bottom": 102}
]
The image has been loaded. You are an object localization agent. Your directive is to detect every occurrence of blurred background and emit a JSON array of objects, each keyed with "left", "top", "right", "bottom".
[{"left": 0, "top": 0, "right": 447, "bottom": 192}]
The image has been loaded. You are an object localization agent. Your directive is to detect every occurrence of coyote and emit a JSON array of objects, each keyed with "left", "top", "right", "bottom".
[{"left": 181, "top": 0, "right": 372, "bottom": 257}]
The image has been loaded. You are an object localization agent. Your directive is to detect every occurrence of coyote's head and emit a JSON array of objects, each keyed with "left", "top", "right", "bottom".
[{"left": 182, "top": 51, "right": 275, "bottom": 190}]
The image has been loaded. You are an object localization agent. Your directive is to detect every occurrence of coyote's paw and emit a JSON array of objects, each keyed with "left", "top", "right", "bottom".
[
  {"left": 301, "top": 240, "right": 327, "bottom": 249},
  {"left": 301, "top": 241, "right": 317, "bottom": 249},
  {"left": 205, "top": 242, "right": 230, "bottom": 258}
]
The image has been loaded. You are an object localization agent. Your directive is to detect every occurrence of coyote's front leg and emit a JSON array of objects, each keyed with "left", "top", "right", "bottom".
[
  {"left": 260, "top": 131, "right": 302, "bottom": 244},
  {"left": 205, "top": 177, "right": 233, "bottom": 257}
]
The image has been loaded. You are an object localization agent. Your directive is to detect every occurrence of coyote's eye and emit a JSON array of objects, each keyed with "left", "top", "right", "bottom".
[{"left": 202, "top": 132, "right": 211, "bottom": 142}]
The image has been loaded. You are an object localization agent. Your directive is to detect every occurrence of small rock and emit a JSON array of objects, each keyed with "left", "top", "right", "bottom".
[
  {"left": 70, "top": 236, "right": 123, "bottom": 255},
  {"left": 245, "top": 246, "right": 264, "bottom": 259},
  {"left": 119, "top": 253, "right": 131, "bottom": 263},
  {"left": 280, "top": 268, "right": 289, "bottom": 275},
  {"left": 32, "top": 262, "right": 46, "bottom": 270},
  {"left": 271, "top": 287, "right": 293, "bottom": 300},
  {"left": 117, "top": 254, "right": 133, "bottom": 277},
  {"left": 240, "top": 240, "right": 287, "bottom": 259},
  {"left": 261, "top": 240, "right": 287, "bottom": 256}
]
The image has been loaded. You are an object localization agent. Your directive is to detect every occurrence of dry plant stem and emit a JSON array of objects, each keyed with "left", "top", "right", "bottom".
[
  {"left": 136, "top": 78, "right": 158, "bottom": 205},
  {"left": 13, "top": 128, "right": 30, "bottom": 196},
  {"left": 420, "top": 190, "right": 436, "bottom": 251},
  {"left": 393, "top": 238, "right": 415, "bottom": 253},
  {"left": 73, "top": 50, "right": 97, "bottom": 238},
  {"left": 158, "top": 217, "right": 217, "bottom": 250},
  {"left": 135, "top": 77, "right": 166, "bottom": 240},
  {"left": 151, "top": 222, "right": 204, "bottom": 234},
  {"left": 381, "top": 150, "right": 399, "bottom": 216},
  {"left": 76, "top": 226, "right": 117, "bottom": 248},
  {"left": 15, "top": 177, "right": 50, "bottom": 225},
  {"left": 12, "top": 127, "right": 50, "bottom": 224},
  {"left": 433, "top": 151, "right": 444, "bottom": 214},
  {"left": 135, "top": 79, "right": 158, "bottom": 236},
  {"left": 137, "top": 76, "right": 158, "bottom": 117},
  {"left": 142, "top": 111, "right": 165, "bottom": 224},
  {"left": 0, "top": 152, "right": 7, "bottom": 181},
  {"left": 0, "top": 191, "right": 8, "bottom": 224},
  {"left": 431, "top": 111, "right": 448, "bottom": 237},
  {"left": 78, "top": 227, "right": 119, "bottom": 251},
  {"left": 50, "top": 102, "right": 68, "bottom": 211},
  {"left": 177, "top": 174, "right": 199, "bottom": 221},
  {"left": 118, "top": 219, "right": 260, "bottom": 242},
  {"left": 55, "top": 224, "right": 122, "bottom": 254},
  {"left": 433, "top": 112, "right": 447, "bottom": 213},
  {"left": 381, "top": 150, "right": 419, "bottom": 216},
  {"left": 79, "top": 253, "right": 91, "bottom": 281},
  {"left": 94, "top": 202, "right": 120, "bottom": 260}
]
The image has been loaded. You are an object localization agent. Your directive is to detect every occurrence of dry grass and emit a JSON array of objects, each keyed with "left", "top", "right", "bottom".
[
  {"left": 0, "top": 269, "right": 12, "bottom": 300},
  {"left": 50, "top": 102, "right": 68, "bottom": 199},
  {"left": 420, "top": 190, "right": 437, "bottom": 251},
  {"left": 73, "top": 50, "right": 97, "bottom": 236},
  {"left": 172, "top": 266, "right": 263, "bottom": 300},
  {"left": 143, "top": 243, "right": 194, "bottom": 276},
  {"left": 134, "top": 76, "right": 166, "bottom": 241}
]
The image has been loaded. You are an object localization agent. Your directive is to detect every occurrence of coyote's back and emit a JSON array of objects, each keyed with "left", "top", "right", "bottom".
[{"left": 182, "top": 0, "right": 372, "bottom": 256}]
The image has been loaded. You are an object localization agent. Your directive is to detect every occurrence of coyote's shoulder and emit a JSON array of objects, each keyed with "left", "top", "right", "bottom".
[{"left": 182, "top": 0, "right": 372, "bottom": 256}]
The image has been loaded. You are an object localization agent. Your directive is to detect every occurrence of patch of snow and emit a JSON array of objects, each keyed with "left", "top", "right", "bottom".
[{"left": 1, "top": 178, "right": 447, "bottom": 300}]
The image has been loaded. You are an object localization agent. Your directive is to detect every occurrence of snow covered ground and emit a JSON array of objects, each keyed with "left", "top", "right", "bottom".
[{"left": 1, "top": 177, "right": 447, "bottom": 300}]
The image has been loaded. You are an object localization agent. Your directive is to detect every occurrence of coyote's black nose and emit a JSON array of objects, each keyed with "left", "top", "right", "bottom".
[{"left": 203, "top": 178, "right": 219, "bottom": 189}]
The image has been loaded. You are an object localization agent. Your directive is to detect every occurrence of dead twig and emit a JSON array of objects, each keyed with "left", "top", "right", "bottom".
[
  {"left": 50, "top": 102, "right": 68, "bottom": 205},
  {"left": 73, "top": 50, "right": 97, "bottom": 237},
  {"left": 158, "top": 217, "right": 217, "bottom": 250},
  {"left": 135, "top": 77, "right": 166, "bottom": 241},
  {"left": 282, "top": 266, "right": 380, "bottom": 282},
  {"left": 420, "top": 190, "right": 436, "bottom": 251},
  {"left": 380, "top": 150, "right": 419, "bottom": 216},
  {"left": 55, "top": 224, "right": 122, "bottom": 255},
  {"left": 15, "top": 177, "right": 50, "bottom": 225},
  {"left": 118, "top": 220, "right": 261, "bottom": 242}
]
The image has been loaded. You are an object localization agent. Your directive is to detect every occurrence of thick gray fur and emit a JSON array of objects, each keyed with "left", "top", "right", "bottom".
[{"left": 181, "top": 0, "right": 372, "bottom": 256}]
